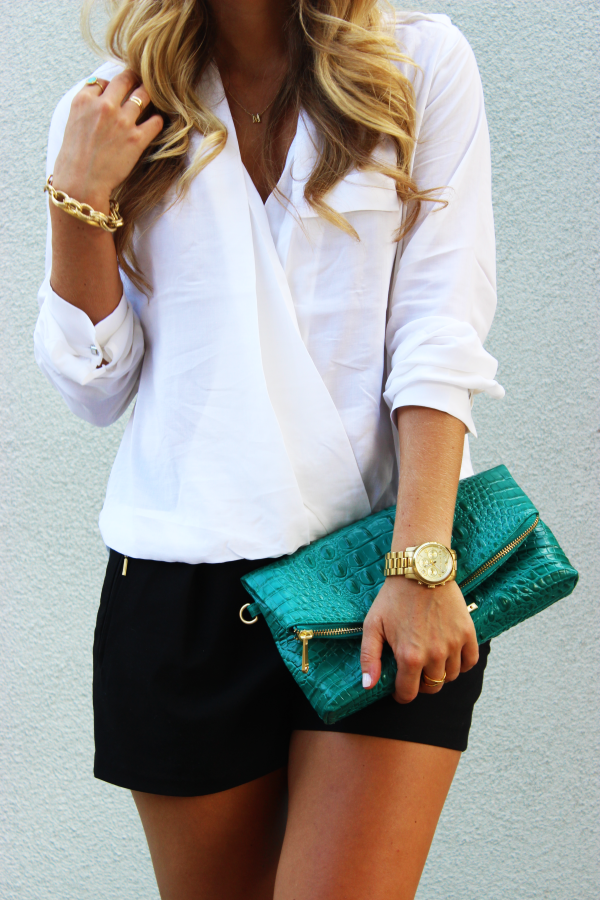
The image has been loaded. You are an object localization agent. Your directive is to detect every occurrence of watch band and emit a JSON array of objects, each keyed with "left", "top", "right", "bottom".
[{"left": 384, "top": 549, "right": 415, "bottom": 577}]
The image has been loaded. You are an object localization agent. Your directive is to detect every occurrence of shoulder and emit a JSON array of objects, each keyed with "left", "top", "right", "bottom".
[
  {"left": 394, "top": 12, "right": 473, "bottom": 68},
  {"left": 46, "top": 60, "right": 125, "bottom": 173},
  {"left": 390, "top": 13, "right": 484, "bottom": 122}
]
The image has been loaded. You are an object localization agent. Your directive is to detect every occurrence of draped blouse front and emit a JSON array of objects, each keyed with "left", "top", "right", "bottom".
[{"left": 34, "top": 14, "right": 504, "bottom": 564}]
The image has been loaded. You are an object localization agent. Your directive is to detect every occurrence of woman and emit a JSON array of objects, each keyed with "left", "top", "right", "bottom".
[{"left": 34, "top": 1, "right": 504, "bottom": 897}]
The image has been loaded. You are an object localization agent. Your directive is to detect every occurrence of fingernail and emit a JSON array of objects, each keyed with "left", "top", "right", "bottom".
[{"left": 362, "top": 672, "right": 372, "bottom": 688}]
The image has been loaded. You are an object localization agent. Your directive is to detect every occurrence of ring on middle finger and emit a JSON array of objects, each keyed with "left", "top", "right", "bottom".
[
  {"left": 421, "top": 671, "right": 447, "bottom": 686},
  {"left": 128, "top": 95, "right": 144, "bottom": 110}
]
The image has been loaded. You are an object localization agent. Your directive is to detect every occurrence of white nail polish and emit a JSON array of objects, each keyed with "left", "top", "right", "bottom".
[{"left": 362, "top": 672, "right": 372, "bottom": 688}]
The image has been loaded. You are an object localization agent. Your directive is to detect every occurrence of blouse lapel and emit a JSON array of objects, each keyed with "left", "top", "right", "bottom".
[
  {"left": 192, "top": 67, "right": 372, "bottom": 539},
  {"left": 242, "top": 168, "right": 372, "bottom": 535}
]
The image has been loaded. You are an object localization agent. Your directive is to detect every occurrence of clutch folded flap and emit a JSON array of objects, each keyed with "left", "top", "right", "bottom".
[
  {"left": 452, "top": 464, "right": 539, "bottom": 593},
  {"left": 466, "top": 519, "right": 578, "bottom": 642},
  {"left": 243, "top": 506, "right": 395, "bottom": 636},
  {"left": 243, "top": 465, "right": 539, "bottom": 631}
]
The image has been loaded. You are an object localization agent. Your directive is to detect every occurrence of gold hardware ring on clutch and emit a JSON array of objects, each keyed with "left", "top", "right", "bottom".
[{"left": 239, "top": 602, "right": 258, "bottom": 625}]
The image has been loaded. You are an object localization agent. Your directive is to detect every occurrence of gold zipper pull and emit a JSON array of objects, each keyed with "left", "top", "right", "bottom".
[
  {"left": 122, "top": 556, "right": 128, "bottom": 576},
  {"left": 298, "top": 630, "right": 314, "bottom": 673}
]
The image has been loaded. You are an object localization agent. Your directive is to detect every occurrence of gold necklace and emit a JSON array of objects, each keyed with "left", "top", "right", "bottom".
[{"left": 225, "top": 84, "right": 280, "bottom": 124}]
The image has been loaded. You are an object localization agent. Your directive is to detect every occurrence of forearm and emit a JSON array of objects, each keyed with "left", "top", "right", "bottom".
[
  {"left": 46, "top": 67, "right": 163, "bottom": 326},
  {"left": 49, "top": 193, "right": 123, "bottom": 326},
  {"left": 391, "top": 406, "right": 466, "bottom": 550},
  {"left": 360, "top": 405, "right": 477, "bottom": 700}
]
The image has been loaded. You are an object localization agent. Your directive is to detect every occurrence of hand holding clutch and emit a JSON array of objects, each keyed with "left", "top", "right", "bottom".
[{"left": 359, "top": 576, "right": 478, "bottom": 703}]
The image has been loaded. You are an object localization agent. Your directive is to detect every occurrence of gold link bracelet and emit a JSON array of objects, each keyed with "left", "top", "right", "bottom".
[{"left": 44, "top": 175, "right": 124, "bottom": 233}]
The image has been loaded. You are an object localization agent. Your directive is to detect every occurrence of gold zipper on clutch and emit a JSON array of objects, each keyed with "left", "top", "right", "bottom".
[
  {"left": 294, "top": 626, "right": 363, "bottom": 673},
  {"left": 458, "top": 514, "right": 540, "bottom": 590},
  {"left": 294, "top": 515, "right": 540, "bottom": 673}
]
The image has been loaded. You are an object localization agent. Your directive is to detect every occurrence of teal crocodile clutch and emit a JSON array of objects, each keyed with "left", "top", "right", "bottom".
[{"left": 241, "top": 465, "right": 579, "bottom": 724}]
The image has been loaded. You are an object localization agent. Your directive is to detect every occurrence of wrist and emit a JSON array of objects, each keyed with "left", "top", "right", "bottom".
[
  {"left": 390, "top": 532, "right": 452, "bottom": 552},
  {"left": 50, "top": 171, "right": 112, "bottom": 216}
]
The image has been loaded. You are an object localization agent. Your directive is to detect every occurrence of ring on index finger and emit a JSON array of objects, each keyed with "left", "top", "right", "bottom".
[{"left": 85, "top": 76, "right": 106, "bottom": 94}]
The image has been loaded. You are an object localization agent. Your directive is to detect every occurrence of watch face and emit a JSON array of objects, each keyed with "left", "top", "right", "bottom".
[{"left": 413, "top": 543, "right": 454, "bottom": 584}]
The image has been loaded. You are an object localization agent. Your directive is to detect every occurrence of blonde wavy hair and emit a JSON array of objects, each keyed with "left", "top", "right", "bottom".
[{"left": 83, "top": 0, "right": 435, "bottom": 293}]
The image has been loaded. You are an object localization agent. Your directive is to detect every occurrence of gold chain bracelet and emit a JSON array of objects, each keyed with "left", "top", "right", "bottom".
[{"left": 44, "top": 175, "right": 124, "bottom": 233}]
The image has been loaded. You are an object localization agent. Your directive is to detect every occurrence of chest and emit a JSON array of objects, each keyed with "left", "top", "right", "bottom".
[
  {"left": 131, "top": 106, "right": 404, "bottom": 351},
  {"left": 229, "top": 103, "right": 298, "bottom": 204}
]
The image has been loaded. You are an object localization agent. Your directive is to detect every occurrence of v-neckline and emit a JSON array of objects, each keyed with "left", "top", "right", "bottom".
[
  {"left": 247, "top": 126, "right": 299, "bottom": 208},
  {"left": 210, "top": 63, "right": 301, "bottom": 206}
]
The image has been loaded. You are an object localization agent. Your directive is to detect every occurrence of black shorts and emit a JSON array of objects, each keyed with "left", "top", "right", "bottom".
[{"left": 93, "top": 550, "right": 491, "bottom": 797}]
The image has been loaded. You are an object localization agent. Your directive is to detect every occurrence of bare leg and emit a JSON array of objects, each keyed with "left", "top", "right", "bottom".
[
  {"left": 132, "top": 767, "right": 287, "bottom": 900},
  {"left": 274, "top": 731, "right": 460, "bottom": 900}
]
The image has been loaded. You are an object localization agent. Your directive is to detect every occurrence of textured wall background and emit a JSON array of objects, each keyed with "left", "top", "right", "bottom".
[{"left": 1, "top": 1, "right": 598, "bottom": 897}]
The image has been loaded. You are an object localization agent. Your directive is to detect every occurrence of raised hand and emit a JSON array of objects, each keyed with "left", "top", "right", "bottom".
[{"left": 52, "top": 69, "right": 163, "bottom": 212}]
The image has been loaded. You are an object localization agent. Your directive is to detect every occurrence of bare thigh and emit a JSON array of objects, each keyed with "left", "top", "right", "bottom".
[
  {"left": 132, "top": 734, "right": 459, "bottom": 900},
  {"left": 274, "top": 730, "right": 460, "bottom": 900},
  {"left": 132, "top": 767, "right": 287, "bottom": 900}
]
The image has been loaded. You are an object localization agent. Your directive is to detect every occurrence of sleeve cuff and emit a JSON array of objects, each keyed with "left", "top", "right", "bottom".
[
  {"left": 387, "top": 381, "right": 478, "bottom": 436},
  {"left": 46, "top": 288, "right": 128, "bottom": 365},
  {"left": 34, "top": 277, "right": 139, "bottom": 386}
]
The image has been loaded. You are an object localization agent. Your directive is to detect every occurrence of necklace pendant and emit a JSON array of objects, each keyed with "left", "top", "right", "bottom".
[{"left": 252, "top": 113, "right": 261, "bottom": 124}]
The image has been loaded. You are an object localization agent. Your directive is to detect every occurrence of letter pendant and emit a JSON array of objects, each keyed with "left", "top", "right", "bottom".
[{"left": 252, "top": 113, "right": 261, "bottom": 124}]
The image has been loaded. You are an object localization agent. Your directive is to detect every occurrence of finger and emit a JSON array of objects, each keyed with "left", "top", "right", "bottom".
[
  {"left": 444, "top": 651, "right": 462, "bottom": 683},
  {"left": 360, "top": 617, "right": 385, "bottom": 690},
  {"left": 419, "top": 660, "right": 447, "bottom": 695},
  {"left": 137, "top": 113, "right": 165, "bottom": 145},
  {"left": 123, "top": 86, "right": 151, "bottom": 122},
  {"left": 460, "top": 632, "right": 479, "bottom": 673},
  {"left": 103, "top": 68, "right": 141, "bottom": 105},
  {"left": 82, "top": 77, "right": 109, "bottom": 97},
  {"left": 393, "top": 651, "right": 423, "bottom": 704}
]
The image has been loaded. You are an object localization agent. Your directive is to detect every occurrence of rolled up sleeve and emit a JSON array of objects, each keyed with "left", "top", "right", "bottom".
[{"left": 384, "top": 27, "right": 504, "bottom": 436}]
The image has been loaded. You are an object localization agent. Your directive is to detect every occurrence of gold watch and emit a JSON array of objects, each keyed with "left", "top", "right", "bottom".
[{"left": 384, "top": 542, "right": 457, "bottom": 589}]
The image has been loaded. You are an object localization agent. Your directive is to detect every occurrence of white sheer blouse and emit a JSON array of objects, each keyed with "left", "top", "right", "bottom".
[{"left": 34, "top": 14, "right": 504, "bottom": 564}]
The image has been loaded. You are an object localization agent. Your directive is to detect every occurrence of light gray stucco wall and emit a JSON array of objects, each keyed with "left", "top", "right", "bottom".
[{"left": 1, "top": 1, "right": 598, "bottom": 898}]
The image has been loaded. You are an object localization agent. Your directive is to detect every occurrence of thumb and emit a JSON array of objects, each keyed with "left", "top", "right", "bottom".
[{"left": 360, "top": 616, "right": 384, "bottom": 690}]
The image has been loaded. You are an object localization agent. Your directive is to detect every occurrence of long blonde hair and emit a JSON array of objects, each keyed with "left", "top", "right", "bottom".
[{"left": 83, "top": 0, "right": 433, "bottom": 292}]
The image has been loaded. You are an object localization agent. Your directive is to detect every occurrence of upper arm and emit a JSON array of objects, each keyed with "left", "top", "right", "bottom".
[{"left": 384, "top": 23, "right": 503, "bottom": 434}]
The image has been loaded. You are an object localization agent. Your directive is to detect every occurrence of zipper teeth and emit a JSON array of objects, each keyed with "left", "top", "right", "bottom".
[
  {"left": 294, "top": 626, "right": 363, "bottom": 638},
  {"left": 458, "top": 514, "right": 540, "bottom": 589},
  {"left": 292, "top": 515, "right": 540, "bottom": 629}
]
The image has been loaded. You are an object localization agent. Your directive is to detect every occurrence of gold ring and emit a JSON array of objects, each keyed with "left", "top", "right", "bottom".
[
  {"left": 128, "top": 95, "right": 143, "bottom": 110},
  {"left": 85, "top": 76, "right": 105, "bottom": 94},
  {"left": 422, "top": 671, "right": 447, "bottom": 686},
  {"left": 239, "top": 603, "right": 258, "bottom": 625}
]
